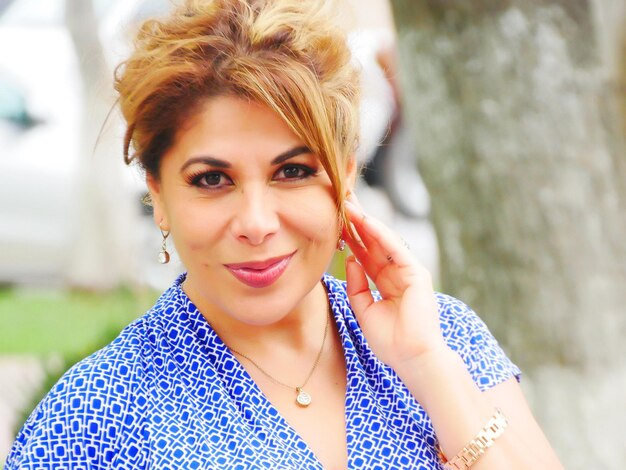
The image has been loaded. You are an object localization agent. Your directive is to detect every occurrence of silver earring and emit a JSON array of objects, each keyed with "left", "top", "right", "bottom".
[
  {"left": 337, "top": 238, "right": 346, "bottom": 252},
  {"left": 158, "top": 225, "right": 170, "bottom": 264}
]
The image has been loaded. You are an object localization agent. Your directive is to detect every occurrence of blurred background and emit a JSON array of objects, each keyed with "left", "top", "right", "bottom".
[{"left": 1, "top": 0, "right": 625, "bottom": 468}]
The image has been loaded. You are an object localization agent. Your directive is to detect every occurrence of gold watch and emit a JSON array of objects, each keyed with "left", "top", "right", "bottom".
[{"left": 438, "top": 408, "right": 508, "bottom": 470}]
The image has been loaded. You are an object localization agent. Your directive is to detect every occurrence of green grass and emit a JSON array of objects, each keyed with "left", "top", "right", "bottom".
[
  {"left": 0, "top": 285, "right": 161, "bottom": 442},
  {"left": 0, "top": 286, "right": 159, "bottom": 355},
  {"left": 0, "top": 256, "right": 348, "bottom": 357},
  {"left": 329, "top": 250, "right": 348, "bottom": 280}
]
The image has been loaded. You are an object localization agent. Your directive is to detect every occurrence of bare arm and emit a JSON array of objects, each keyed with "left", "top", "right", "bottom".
[
  {"left": 343, "top": 192, "right": 563, "bottom": 469},
  {"left": 395, "top": 352, "right": 563, "bottom": 469}
]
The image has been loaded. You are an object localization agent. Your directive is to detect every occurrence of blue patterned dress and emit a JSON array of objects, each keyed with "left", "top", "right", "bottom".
[{"left": 6, "top": 274, "right": 520, "bottom": 469}]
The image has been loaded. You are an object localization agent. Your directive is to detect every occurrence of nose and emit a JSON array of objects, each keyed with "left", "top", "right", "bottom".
[{"left": 230, "top": 186, "right": 280, "bottom": 246}]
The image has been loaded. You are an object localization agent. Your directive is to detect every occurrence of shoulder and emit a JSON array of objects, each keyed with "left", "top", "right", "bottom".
[
  {"left": 5, "top": 311, "right": 153, "bottom": 468},
  {"left": 323, "top": 274, "right": 520, "bottom": 390},
  {"left": 436, "top": 292, "right": 521, "bottom": 389},
  {"left": 435, "top": 292, "right": 491, "bottom": 343}
]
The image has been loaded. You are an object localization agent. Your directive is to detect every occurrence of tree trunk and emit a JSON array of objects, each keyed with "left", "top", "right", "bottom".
[{"left": 390, "top": 1, "right": 626, "bottom": 468}]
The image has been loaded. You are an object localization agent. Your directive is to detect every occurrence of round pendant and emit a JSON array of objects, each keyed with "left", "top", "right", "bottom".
[
  {"left": 296, "top": 389, "right": 312, "bottom": 407},
  {"left": 158, "top": 251, "right": 170, "bottom": 264}
]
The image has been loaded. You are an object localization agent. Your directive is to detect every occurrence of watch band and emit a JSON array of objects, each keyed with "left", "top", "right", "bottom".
[{"left": 439, "top": 408, "right": 508, "bottom": 470}]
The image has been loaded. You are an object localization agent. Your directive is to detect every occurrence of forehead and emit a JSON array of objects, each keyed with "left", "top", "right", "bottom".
[{"left": 168, "top": 96, "right": 306, "bottom": 162}]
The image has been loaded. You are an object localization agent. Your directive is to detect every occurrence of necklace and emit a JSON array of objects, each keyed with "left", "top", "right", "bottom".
[{"left": 228, "top": 307, "right": 330, "bottom": 408}]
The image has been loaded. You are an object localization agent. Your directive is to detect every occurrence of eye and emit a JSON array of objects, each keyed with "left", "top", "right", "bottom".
[
  {"left": 274, "top": 164, "right": 316, "bottom": 181},
  {"left": 189, "top": 171, "right": 233, "bottom": 189}
]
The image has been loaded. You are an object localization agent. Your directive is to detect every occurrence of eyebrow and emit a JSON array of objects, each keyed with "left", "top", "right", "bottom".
[{"left": 180, "top": 146, "right": 312, "bottom": 172}]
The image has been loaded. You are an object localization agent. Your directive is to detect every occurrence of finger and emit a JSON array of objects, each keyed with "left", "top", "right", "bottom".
[
  {"left": 344, "top": 199, "right": 381, "bottom": 247},
  {"left": 342, "top": 224, "right": 386, "bottom": 280},
  {"left": 345, "top": 200, "right": 413, "bottom": 268},
  {"left": 344, "top": 201, "right": 389, "bottom": 261},
  {"left": 344, "top": 202, "right": 407, "bottom": 285},
  {"left": 345, "top": 255, "right": 375, "bottom": 318},
  {"left": 342, "top": 221, "right": 365, "bottom": 251},
  {"left": 342, "top": 225, "right": 370, "bottom": 265}
]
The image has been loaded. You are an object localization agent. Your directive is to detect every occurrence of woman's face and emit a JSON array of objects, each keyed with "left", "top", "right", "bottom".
[{"left": 148, "top": 96, "right": 354, "bottom": 325}]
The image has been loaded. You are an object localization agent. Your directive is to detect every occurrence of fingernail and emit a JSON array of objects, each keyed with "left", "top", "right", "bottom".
[
  {"left": 345, "top": 255, "right": 359, "bottom": 267},
  {"left": 344, "top": 199, "right": 359, "bottom": 211}
]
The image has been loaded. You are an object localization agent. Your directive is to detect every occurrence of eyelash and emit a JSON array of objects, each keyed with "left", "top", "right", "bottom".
[{"left": 187, "top": 164, "right": 318, "bottom": 190}]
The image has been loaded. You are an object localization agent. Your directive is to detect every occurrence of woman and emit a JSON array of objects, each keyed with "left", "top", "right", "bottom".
[{"left": 6, "top": 0, "right": 563, "bottom": 468}]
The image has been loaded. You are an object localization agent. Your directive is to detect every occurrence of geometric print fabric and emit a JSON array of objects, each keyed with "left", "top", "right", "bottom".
[{"left": 6, "top": 273, "right": 520, "bottom": 469}]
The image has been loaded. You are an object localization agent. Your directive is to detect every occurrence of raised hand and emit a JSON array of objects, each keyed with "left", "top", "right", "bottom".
[{"left": 343, "top": 194, "right": 448, "bottom": 370}]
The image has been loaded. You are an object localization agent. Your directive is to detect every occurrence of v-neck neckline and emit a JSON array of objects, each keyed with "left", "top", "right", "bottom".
[{"left": 178, "top": 274, "right": 371, "bottom": 469}]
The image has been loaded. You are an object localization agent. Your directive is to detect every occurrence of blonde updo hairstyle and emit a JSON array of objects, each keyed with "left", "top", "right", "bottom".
[{"left": 115, "top": 0, "right": 360, "bottom": 228}]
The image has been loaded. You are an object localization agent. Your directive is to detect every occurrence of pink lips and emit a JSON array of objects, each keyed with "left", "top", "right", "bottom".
[{"left": 225, "top": 252, "right": 294, "bottom": 288}]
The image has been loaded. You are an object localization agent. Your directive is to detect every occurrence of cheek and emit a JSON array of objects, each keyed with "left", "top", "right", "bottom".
[
  {"left": 169, "top": 202, "right": 229, "bottom": 253},
  {"left": 281, "top": 189, "right": 339, "bottom": 241}
]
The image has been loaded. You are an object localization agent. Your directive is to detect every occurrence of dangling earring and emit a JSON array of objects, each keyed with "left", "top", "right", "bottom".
[
  {"left": 337, "top": 238, "right": 346, "bottom": 252},
  {"left": 158, "top": 224, "right": 170, "bottom": 264}
]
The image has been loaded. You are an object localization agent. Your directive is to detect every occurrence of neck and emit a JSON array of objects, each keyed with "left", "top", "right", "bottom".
[{"left": 184, "top": 279, "right": 330, "bottom": 356}]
